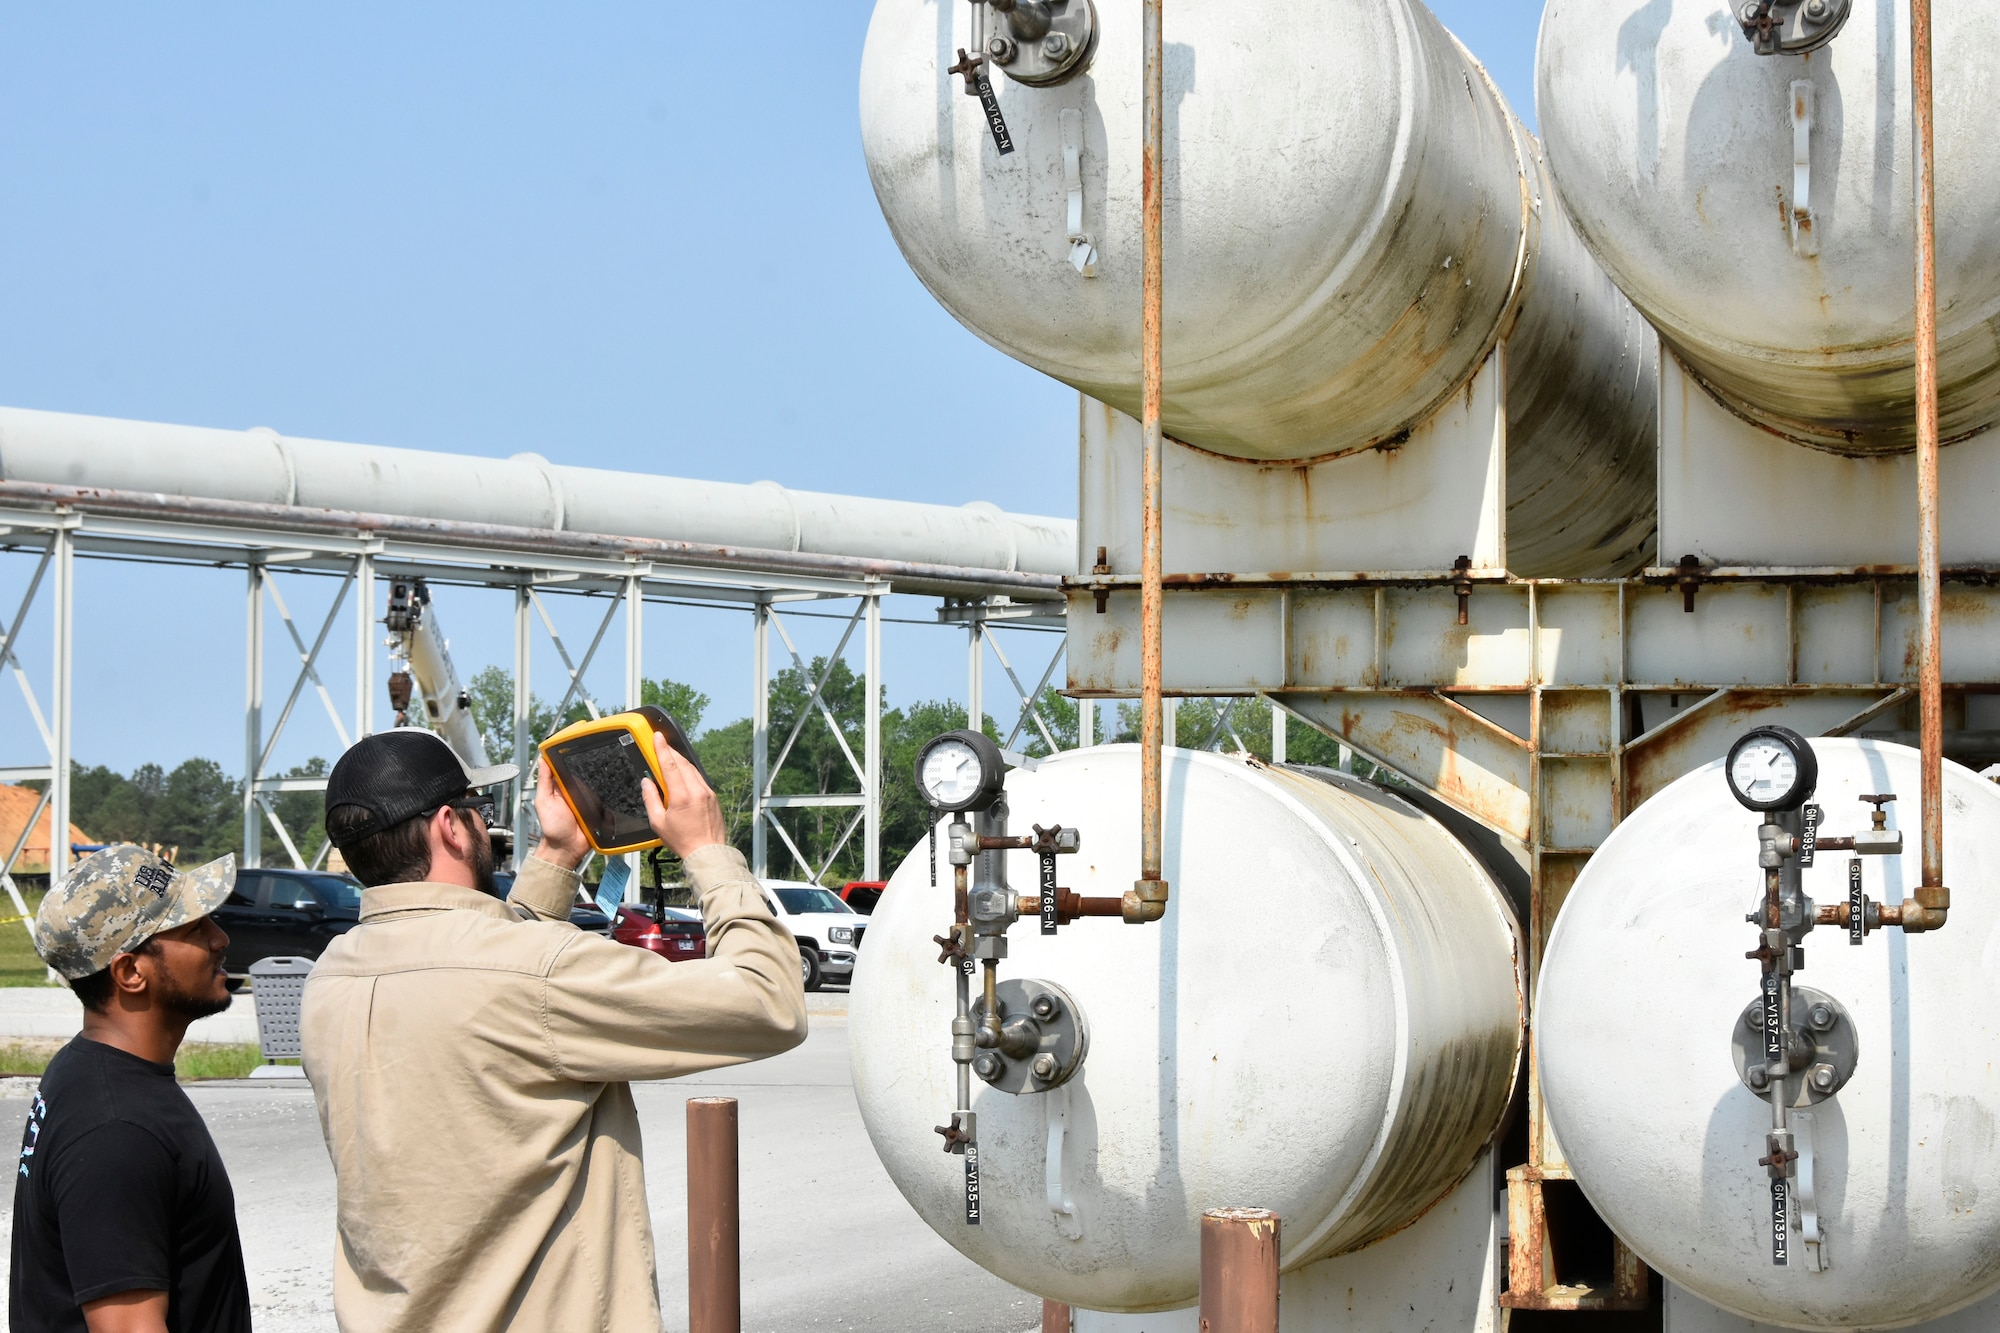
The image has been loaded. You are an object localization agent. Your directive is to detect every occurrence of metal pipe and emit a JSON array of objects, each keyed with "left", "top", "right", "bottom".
[
  {"left": 1198, "top": 1207, "right": 1281, "bottom": 1333},
  {"left": 1127, "top": 0, "right": 1169, "bottom": 928},
  {"left": 48, "top": 526, "right": 73, "bottom": 894},
  {"left": 1908, "top": 0, "right": 1949, "bottom": 932},
  {"left": 1041, "top": 1299, "right": 1072, "bottom": 1332},
  {"left": 687, "top": 1096, "right": 742, "bottom": 1333},
  {"left": 0, "top": 481, "right": 1065, "bottom": 602}
]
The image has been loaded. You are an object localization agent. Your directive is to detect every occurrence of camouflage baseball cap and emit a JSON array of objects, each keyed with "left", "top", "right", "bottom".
[{"left": 34, "top": 846, "right": 236, "bottom": 981}]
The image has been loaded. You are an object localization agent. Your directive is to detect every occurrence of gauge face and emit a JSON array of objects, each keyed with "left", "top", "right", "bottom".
[
  {"left": 1725, "top": 727, "right": 1817, "bottom": 811},
  {"left": 920, "top": 739, "right": 985, "bottom": 807},
  {"left": 914, "top": 729, "right": 1005, "bottom": 812}
]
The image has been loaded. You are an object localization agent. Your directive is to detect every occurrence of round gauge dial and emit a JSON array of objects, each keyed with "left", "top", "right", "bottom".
[
  {"left": 914, "top": 729, "right": 1006, "bottom": 812},
  {"left": 1724, "top": 726, "right": 1818, "bottom": 812}
]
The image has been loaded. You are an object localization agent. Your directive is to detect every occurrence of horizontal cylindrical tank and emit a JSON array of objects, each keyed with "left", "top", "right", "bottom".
[
  {"left": 1538, "top": 740, "right": 2000, "bottom": 1328},
  {"left": 860, "top": 0, "right": 1658, "bottom": 576},
  {"left": 1537, "top": 0, "right": 2000, "bottom": 453},
  {"left": 850, "top": 747, "right": 1522, "bottom": 1311},
  {"left": 0, "top": 405, "right": 1073, "bottom": 576}
]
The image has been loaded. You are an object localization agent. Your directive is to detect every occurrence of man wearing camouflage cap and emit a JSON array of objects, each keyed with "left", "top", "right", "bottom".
[{"left": 9, "top": 846, "right": 252, "bottom": 1333}]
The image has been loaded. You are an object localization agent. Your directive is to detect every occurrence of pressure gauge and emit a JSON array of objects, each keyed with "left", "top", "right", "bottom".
[
  {"left": 915, "top": 729, "right": 1007, "bottom": 812},
  {"left": 1725, "top": 725, "right": 1819, "bottom": 812}
]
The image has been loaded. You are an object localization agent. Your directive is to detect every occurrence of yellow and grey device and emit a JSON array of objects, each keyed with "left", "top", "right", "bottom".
[{"left": 539, "top": 705, "right": 707, "bottom": 855}]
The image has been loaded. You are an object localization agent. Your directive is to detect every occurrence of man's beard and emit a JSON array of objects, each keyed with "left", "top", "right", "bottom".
[
  {"left": 154, "top": 963, "right": 232, "bottom": 1022},
  {"left": 467, "top": 810, "right": 500, "bottom": 898}
]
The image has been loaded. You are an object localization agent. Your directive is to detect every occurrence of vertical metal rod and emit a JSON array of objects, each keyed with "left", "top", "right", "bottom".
[
  {"left": 1041, "top": 1299, "right": 1072, "bottom": 1332},
  {"left": 751, "top": 600, "right": 770, "bottom": 879},
  {"left": 864, "top": 592, "right": 882, "bottom": 879},
  {"left": 1079, "top": 697, "right": 1094, "bottom": 748},
  {"left": 1198, "top": 1207, "right": 1280, "bottom": 1333},
  {"left": 686, "top": 1096, "right": 741, "bottom": 1333},
  {"left": 243, "top": 564, "right": 265, "bottom": 871},
  {"left": 354, "top": 550, "right": 375, "bottom": 741},
  {"left": 624, "top": 572, "right": 645, "bottom": 709},
  {"left": 968, "top": 613, "right": 984, "bottom": 732},
  {"left": 513, "top": 585, "right": 533, "bottom": 866},
  {"left": 1270, "top": 702, "right": 1287, "bottom": 764},
  {"left": 1911, "top": 0, "right": 1946, "bottom": 910},
  {"left": 1135, "top": 0, "right": 1168, "bottom": 916},
  {"left": 48, "top": 526, "right": 73, "bottom": 893}
]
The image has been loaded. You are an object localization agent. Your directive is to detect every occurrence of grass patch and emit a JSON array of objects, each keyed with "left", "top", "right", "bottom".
[
  {"left": 175, "top": 1043, "right": 268, "bottom": 1080},
  {"left": 0, "top": 1040, "right": 269, "bottom": 1081},
  {"left": 0, "top": 889, "right": 55, "bottom": 986}
]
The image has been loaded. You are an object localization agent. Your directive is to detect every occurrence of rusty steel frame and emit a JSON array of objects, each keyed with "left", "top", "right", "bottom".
[{"left": 1067, "top": 569, "right": 2000, "bottom": 1313}]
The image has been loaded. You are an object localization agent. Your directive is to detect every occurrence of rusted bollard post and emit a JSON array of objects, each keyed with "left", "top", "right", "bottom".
[
  {"left": 1198, "top": 1207, "right": 1279, "bottom": 1333},
  {"left": 1041, "top": 1297, "right": 1072, "bottom": 1331},
  {"left": 688, "top": 1097, "right": 741, "bottom": 1333}
]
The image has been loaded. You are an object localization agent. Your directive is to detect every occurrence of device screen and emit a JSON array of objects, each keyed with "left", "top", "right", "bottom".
[{"left": 546, "top": 729, "right": 658, "bottom": 850}]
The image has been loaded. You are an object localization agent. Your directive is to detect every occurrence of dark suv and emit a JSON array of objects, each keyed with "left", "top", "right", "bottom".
[{"left": 212, "top": 867, "right": 365, "bottom": 984}]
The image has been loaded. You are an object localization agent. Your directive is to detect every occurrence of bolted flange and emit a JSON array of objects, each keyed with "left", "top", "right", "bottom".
[
  {"left": 967, "top": 976, "right": 1089, "bottom": 1094},
  {"left": 1731, "top": 985, "right": 1860, "bottom": 1106},
  {"left": 986, "top": 0, "right": 1097, "bottom": 87}
]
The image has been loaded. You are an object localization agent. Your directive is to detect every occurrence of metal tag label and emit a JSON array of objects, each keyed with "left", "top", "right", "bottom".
[
  {"left": 1762, "top": 972, "right": 1783, "bottom": 1063},
  {"left": 1771, "top": 1178, "right": 1790, "bottom": 1266},
  {"left": 1848, "top": 858, "right": 1865, "bottom": 945},
  {"left": 1041, "top": 852, "right": 1058, "bottom": 935},
  {"left": 965, "top": 1143, "right": 982, "bottom": 1225},
  {"left": 974, "top": 74, "right": 1016, "bottom": 155},
  {"left": 1799, "top": 804, "right": 1822, "bottom": 867}
]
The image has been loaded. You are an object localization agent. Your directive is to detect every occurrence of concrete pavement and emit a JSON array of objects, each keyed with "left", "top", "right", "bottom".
[{"left": 0, "top": 1010, "right": 1042, "bottom": 1332}]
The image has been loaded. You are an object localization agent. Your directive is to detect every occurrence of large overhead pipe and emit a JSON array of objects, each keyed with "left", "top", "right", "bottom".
[
  {"left": 1126, "top": 0, "right": 1168, "bottom": 928},
  {"left": 1910, "top": 0, "right": 1949, "bottom": 933}
]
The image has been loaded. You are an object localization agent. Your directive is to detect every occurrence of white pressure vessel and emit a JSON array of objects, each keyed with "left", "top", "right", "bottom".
[
  {"left": 849, "top": 747, "right": 1522, "bottom": 1311},
  {"left": 1537, "top": 0, "right": 2000, "bottom": 453},
  {"left": 1538, "top": 740, "right": 2000, "bottom": 1328},
  {"left": 859, "top": 0, "right": 1658, "bottom": 577}
]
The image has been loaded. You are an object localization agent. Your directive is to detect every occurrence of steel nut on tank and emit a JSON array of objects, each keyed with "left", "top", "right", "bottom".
[
  {"left": 1538, "top": 0, "right": 2000, "bottom": 453},
  {"left": 848, "top": 747, "right": 1524, "bottom": 1312},
  {"left": 858, "top": 0, "right": 1658, "bottom": 577},
  {"left": 1537, "top": 740, "right": 2000, "bottom": 1327}
]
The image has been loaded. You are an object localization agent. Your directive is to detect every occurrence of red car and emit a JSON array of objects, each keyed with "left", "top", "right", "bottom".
[
  {"left": 613, "top": 904, "right": 706, "bottom": 961},
  {"left": 839, "top": 881, "right": 887, "bottom": 915}
]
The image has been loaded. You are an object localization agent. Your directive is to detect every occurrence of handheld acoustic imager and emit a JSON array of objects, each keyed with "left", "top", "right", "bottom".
[{"left": 539, "top": 705, "right": 709, "bottom": 855}]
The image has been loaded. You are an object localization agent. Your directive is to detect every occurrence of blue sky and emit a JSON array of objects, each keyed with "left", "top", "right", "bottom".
[{"left": 0, "top": 2, "right": 1543, "bottom": 778}]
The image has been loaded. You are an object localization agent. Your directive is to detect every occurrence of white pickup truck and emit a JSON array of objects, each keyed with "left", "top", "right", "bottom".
[{"left": 761, "top": 880, "right": 867, "bottom": 991}]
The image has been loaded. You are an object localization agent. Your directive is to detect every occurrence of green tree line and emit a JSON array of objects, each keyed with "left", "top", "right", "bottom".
[{"left": 22, "top": 663, "right": 1382, "bottom": 884}]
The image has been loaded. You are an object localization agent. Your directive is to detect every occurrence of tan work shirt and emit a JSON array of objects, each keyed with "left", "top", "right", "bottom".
[{"left": 300, "top": 845, "right": 808, "bottom": 1332}]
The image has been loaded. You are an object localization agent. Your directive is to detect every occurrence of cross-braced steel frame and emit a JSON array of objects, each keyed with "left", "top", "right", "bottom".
[{"left": 0, "top": 498, "right": 1077, "bottom": 897}]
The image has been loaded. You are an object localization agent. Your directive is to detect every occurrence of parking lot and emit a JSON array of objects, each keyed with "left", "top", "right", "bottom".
[{"left": 0, "top": 997, "right": 1042, "bottom": 1332}]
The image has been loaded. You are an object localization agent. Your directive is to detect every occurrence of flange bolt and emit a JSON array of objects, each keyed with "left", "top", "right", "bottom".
[
  {"left": 1808, "top": 1003, "right": 1836, "bottom": 1032},
  {"left": 974, "top": 1053, "right": 1002, "bottom": 1080},
  {"left": 1042, "top": 31, "right": 1070, "bottom": 59},
  {"left": 987, "top": 35, "right": 1018, "bottom": 64},
  {"left": 1805, "top": 0, "right": 1829, "bottom": 16},
  {"left": 1032, "top": 994, "right": 1059, "bottom": 1020},
  {"left": 1747, "top": 1065, "right": 1771, "bottom": 1091},
  {"left": 1032, "top": 1053, "right": 1059, "bottom": 1080},
  {"left": 1809, "top": 1063, "right": 1838, "bottom": 1094}
]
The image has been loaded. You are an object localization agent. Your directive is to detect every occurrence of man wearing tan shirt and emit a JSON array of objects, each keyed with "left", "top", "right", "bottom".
[{"left": 300, "top": 728, "right": 807, "bottom": 1332}]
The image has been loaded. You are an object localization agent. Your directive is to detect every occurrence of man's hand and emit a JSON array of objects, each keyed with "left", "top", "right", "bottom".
[
  {"left": 641, "top": 732, "right": 727, "bottom": 859},
  {"left": 529, "top": 755, "right": 591, "bottom": 870}
]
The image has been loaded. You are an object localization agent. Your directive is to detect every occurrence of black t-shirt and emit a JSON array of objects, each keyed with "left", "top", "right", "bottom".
[{"left": 9, "top": 1036, "right": 252, "bottom": 1333}]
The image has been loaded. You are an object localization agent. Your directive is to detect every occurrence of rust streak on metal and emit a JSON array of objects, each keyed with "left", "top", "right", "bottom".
[
  {"left": 1041, "top": 1299, "right": 1072, "bottom": 1333},
  {"left": 1911, "top": 0, "right": 1948, "bottom": 927},
  {"left": 687, "top": 1097, "right": 741, "bottom": 1333},
  {"left": 1501, "top": 1167, "right": 1650, "bottom": 1311},
  {"left": 1199, "top": 1208, "right": 1280, "bottom": 1333},
  {"left": 1129, "top": 0, "right": 1169, "bottom": 927}
]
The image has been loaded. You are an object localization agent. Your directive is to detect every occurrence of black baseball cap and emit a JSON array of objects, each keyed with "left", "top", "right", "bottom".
[{"left": 324, "top": 731, "right": 519, "bottom": 848}]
